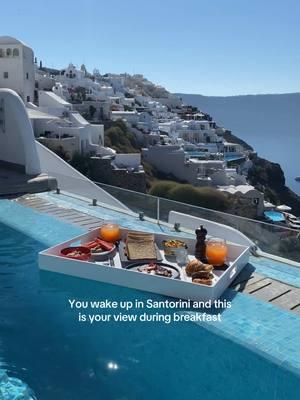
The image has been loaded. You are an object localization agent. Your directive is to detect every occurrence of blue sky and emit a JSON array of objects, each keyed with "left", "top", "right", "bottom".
[{"left": 2, "top": 0, "right": 300, "bottom": 95}]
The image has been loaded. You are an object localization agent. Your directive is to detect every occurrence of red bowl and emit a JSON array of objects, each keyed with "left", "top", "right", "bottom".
[{"left": 60, "top": 246, "right": 91, "bottom": 261}]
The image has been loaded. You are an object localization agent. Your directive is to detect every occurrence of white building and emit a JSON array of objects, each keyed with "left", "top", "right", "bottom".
[
  {"left": 112, "top": 153, "right": 142, "bottom": 171},
  {"left": 28, "top": 91, "right": 111, "bottom": 157},
  {"left": 111, "top": 111, "right": 139, "bottom": 125},
  {"left": 54, "top": 63, "right": 114, "bottom": 102},
  {"left": 142, "top": 144, "right": 246, "bottom": 187},
  {"left": 223, "top": 142, "right": 245, "bottom": 157},
  {"left": 0, "top": 36, "right": 35, "bottom": 103}
]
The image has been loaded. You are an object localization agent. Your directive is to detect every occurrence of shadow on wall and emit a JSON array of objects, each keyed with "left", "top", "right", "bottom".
[{"left": 0, "top": 88, "right": 41, "bottom": 174}]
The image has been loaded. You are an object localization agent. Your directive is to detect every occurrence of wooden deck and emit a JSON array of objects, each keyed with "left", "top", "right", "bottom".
[
  {"left": 15, "top": 195, "right": 104, "bottom": 231},
  {"left": 230, "top": 263, "right": 300, "bottom": 315},
  {"left": 14, "top": 194, "right": 300, "bottom": 316}
]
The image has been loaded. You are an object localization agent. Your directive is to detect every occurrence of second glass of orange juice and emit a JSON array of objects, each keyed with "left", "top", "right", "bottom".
[
  {"left": 206, "top": 238, "right": 228, "bottom": 266},
  {"left": 100, "top": 223, "right": 120, "bottom": 242}
]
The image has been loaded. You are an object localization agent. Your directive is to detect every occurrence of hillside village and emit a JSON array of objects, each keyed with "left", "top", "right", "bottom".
[{"left": 0, "top": 35, "right": 294, "bottom": 220}]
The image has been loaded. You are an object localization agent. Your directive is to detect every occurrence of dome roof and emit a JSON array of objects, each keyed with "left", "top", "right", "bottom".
[{"left": 0, "top": 36, "right": 28, "bottom": 46}]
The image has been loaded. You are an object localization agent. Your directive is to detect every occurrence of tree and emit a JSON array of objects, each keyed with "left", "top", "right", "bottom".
[
  {"left": 104, "top": 120, "right": 140, "bottom": 153},
  {"left": 74, "top": 86, "right": 86, "bottom": 102},
  {"left": 70, "top": 152, "right": 92, "bottom": 176}
]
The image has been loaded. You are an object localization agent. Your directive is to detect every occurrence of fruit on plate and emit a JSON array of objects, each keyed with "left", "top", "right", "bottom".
[
  {"left": 83, "top": 238, "right": 114, "bottom": 252},
  {"left": 137, "top": 263, "right": 172, "bottom": 277},
  {"left": 61, "top": 246, "right": 91, "bottom": 260}
]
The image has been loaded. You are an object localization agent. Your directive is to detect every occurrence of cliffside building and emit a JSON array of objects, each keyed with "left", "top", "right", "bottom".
[{"left": 0, "top": 36, "right": 35, "bottom": 103}]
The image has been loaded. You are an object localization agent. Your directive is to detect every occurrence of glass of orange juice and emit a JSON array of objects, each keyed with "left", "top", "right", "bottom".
[
  {"left": 100, "top": 222, "right": 120, "bottom": 242},
  {"left": 206, "top": 238, "right": 228, "bottom": 266}
]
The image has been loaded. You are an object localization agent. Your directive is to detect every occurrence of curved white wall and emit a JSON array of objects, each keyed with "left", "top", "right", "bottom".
[
  {"left": 0, "top": 89, "right": 41, "bottom": 174},
  {"left": 36, "top": 141, "right": 129, "bottom": 211}
]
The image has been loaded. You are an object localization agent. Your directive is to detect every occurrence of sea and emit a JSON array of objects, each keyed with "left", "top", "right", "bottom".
[{"left": 178, "top": 93, "right": 300, "bottom": 195}]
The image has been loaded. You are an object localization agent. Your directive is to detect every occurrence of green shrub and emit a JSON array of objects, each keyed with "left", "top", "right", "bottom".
[
  {"left": 149, "top": 181, "right": 229, "bottom": 211},
  {"left": 168, "top": 185, "right": 229, "bottom": 210},
  {"left": 149, "top": 181, "right": 178, "bottom": 198},
  {"left": 104, "top": 121, "right": 140, "bottom": 153}
]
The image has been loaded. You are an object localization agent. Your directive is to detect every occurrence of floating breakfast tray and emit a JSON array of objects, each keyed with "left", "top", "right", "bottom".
[{"left": 38, "top": 227, "right": 250, "bottom": 301}]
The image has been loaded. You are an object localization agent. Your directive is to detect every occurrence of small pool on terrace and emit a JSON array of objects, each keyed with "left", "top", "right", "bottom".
[
  {"left": 0, "top": 199, "right": 300, "bottom": 400},
  {"left": 264, "top": 210, "right": 285, "bottom": 222}
]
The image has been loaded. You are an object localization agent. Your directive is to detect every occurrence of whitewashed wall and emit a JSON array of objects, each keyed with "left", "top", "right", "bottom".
[{"left": 0, "top": 89, "right": 41, "bottom": 174}]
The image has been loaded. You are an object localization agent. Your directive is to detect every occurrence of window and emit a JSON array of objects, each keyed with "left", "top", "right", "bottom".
[
  {"left": 26, "top": 96, "right": 30, "bottom": 102},
  {"left": 3, "top": 72, "right": 8, "bottom": 79},
  {"left": 26, "top": 73, "right": 29, "bottom": 79},
  {"left": 12, "top": 48, "right": 19, "bottom": 56},
  {"left": 6, "top": 48, "right": 11, "bottom": 56},
  {"left": 0, "top": 49, "right": 3, "bottom": 58}
]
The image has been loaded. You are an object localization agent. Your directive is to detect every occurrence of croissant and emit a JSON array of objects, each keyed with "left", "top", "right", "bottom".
[
  {"left": 185, "top": 260, "right": 214, "bottom": 276},
  {"left": 185, "top": 259, "right": 203, "bottom": 276}
]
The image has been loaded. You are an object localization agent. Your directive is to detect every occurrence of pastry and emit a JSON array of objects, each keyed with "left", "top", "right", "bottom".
[
  {"left": 191, "top": 271, "right": 214, "bottom": 280},
  {"left": 192, "top": 278, "right": 213, "bottom": 286},
  {"left": 185, "top": 259, "right": 203, "bottom": 276},
  {"left": 185, "top": 260, "right": 214, "bottom": 276},
  {"left": 200, "top": 263, "right": 214, "bottom": 272}
]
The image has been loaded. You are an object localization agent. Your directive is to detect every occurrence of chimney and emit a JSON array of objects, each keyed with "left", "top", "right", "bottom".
[{"left": 39, "top": 60, "right": 42, "bottom": 69}]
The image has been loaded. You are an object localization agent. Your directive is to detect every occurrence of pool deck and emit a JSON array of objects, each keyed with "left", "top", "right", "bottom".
[{"left": 14, "top": 193, "right": 300, "bottom": 316}]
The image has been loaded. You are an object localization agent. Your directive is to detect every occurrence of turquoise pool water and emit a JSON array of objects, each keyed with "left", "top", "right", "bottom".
[
  {"left": 264, "top": 211, "right": 285, "bottom": 222},
  {"left": 0, "top": 200, "right": 300, "bottom": 399}
]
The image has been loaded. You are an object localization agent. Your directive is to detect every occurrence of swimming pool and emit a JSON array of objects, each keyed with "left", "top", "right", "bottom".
[
  {"left": 0, "top": 200, "right": 300, "bottom": 399},
  {"left": 264, "top": 210, "right": 285, "bottom": 222}
]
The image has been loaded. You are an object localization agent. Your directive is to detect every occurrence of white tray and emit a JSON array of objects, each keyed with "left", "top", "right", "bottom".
[{"left": 38, "top": 228, "right": 250, "bottom": 301}]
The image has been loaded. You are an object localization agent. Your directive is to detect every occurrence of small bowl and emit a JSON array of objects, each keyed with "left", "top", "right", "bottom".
[
  {"left": 162, "top": 240, "right": 188, "bottom": 256},
  {"left": 90, "top": 244, "right": 116, "bottom": 261},
  {"left": 61, "top": 246, "right": 91, "bottom": 261}
]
